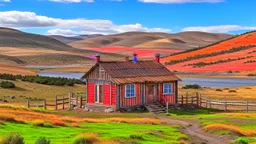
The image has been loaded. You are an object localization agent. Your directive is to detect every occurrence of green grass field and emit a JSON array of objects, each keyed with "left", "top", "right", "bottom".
[{"left": 0, "top": 122, "right": 186, "bottom": 144}]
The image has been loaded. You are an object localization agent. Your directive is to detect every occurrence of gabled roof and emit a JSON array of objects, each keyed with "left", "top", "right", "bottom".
[{"left": 82, "top": 60, "right": 180, "bottom": 84}]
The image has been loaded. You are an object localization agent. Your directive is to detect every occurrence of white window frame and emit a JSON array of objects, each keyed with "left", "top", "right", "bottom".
[
  {"left": 163, "top": 83, "right": 173, "bottom": 95},
  {"left": 125, "top": 84, "right": 136, "bottom": 98}
]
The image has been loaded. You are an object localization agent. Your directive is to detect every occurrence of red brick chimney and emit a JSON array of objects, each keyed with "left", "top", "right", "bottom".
[
  {"left": 155, "top": 53, "right": 160, "bottom": 63},
  {"left": 95, "top": 54, "right": 101, "bottom": 63}
]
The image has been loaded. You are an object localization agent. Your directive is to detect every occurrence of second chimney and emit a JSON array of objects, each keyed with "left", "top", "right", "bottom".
[
  {"left": 95, "top": 54, "right": 101, "bottom": 63},
  {"left": 155, "top": 53, "right": 160, "bottom": 63},
  {"left": 133, "top": 53, "right": 138, "bottom": 63}
]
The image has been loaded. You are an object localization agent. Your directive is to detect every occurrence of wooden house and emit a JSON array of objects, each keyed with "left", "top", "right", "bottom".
[{"left": 81, "top": 53, "right": 180, "bottom": 110}]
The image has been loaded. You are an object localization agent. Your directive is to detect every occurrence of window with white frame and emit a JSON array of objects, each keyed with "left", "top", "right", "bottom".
[
  {"left": 163, "top": 83, "right": 173, "bottom": 94},
  {"left": 125, "top": 84, "right": 136, "bottom": 98}
]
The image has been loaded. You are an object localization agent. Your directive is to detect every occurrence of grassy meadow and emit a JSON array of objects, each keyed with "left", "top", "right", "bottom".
[
  {"left": 0, "top": 106, "right": 187, "bottom": 144},
  {"left": 0, "top": 79, "right": 85, "bottom": 105}
]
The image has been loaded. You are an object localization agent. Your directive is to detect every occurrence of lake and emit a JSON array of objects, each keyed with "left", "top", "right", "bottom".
[{"left": 37, "top": 72, "right": 256, "bottom": 88}]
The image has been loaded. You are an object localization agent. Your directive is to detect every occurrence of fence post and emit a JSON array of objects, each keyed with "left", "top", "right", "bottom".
[
  {"left": 199, "top": 94, "right": 202, "bottom": 108},
  {"left": 55, "top": 96, "right": 58, "bottom": 110},
  {"left": 62, "top": 96, "right": 65, "bottom": 110},
  {"left": 206, "top": 98, "right": 208, "bottom": 108},
  {"left": 27, "top": 99, "right": 30, "bottom": 108},
  {"left": 246, "top": 100, "right": 248, "bottom": 112},
  {"left": 224, "top": 99, "right": 227, "bottom": 112},
  {"left": 43, "top": 99, "right": 46, "bottom": 110},
  {"left": 196, "top": 92, "right": 199, "bottom": 107},
  {"left": 80, "top": 95, "right": 82, "bottom": 108},
  {"left": 186, "top": 94, "right": 188, "bottom": 105},
  {"left": 181, "top": 95, "right": 184, "bottom": 105},
  {"left": 76, "top": 94, "right": 78, "bottom": 107},
  {"left": 69, "top": 92, "right": 71, "bottom": 109},
  {"left": 191, "top": 96, "right": 193, "bottom": 105},
  {"left": 209, "top": 98, "right": 211, "bottom": 109}
]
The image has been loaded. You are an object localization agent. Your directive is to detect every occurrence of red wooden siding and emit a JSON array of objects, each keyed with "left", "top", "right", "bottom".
[
  {"left": 111, "top": 85, "right": 116, "bottom": 106},
  {"left": 158, "top": 82, "right": 175, "bottom": 104},
  {"left": 120, "top": 84, "right": 141, "bottom": 108},
  {"left": 87, "top": 82, "right": 95, "bottom": 104},
  {"left": 103, "top": 84, "right": 110, "bottom": 105}
]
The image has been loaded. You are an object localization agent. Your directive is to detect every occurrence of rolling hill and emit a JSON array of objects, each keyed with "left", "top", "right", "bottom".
[
  {"left": 161, "top": 31, "right": 256, "bottom": 73},
  {"left": 49, "top": 34, "right": 103, "bottom": 44},
  {"left": 0, "top": 27, "right": 122, "bottom": 74},
  {"left": 69, "top": 31, "right": 233, "bottom": 50}
]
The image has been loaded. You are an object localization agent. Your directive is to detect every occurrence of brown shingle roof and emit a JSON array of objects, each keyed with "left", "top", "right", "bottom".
[
  {"left": 99, "top": 61, "right": 175, "bottom": 78},
  {"left": 82, "top": 60, "right": 180, "bottom": 84}
]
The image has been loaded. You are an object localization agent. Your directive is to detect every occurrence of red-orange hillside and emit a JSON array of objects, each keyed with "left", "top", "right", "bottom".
[{"left": 161, "top": 31, "right": 256, "bottom": 73}]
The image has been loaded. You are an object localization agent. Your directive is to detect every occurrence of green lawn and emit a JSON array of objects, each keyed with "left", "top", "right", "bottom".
[{"left": 0, "top": 122, "right": 186, "bottom": 144}]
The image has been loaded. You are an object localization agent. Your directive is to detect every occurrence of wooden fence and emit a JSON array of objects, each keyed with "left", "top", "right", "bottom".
[
  {"left": 26, "top": 92, "right": 86, "bottom": 110},
  {"left": 178, "top": 93, "right": 256, "bottom": 112}
]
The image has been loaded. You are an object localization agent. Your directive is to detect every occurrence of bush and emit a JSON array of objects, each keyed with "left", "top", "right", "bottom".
[
  {"left": 0, "top": 133, "right": 24, "bottom": 144},
  {"left": 44, "top": 123, "right": 53, "bottom": 128},
  {"left": 247, "top": 73, "right": 256, "bottom": 77},
  {"left": 51, "top": 120, "right": 66, "bottom": 126},
  {"left": 182, "top": 84, "right": 201, "bottom": 89},
  {"left": 73, "top": 133, "right": 99, "bottom": 144},
  {"left": 0, "top": 81, "right": 15, "bottom": 89},
  {"left": 228, "top": 90, "right": 237, "bottom": 93},
  {"left": 35, "top": 137, "right": 50, "bottom": 144},
  {"left": 235, "top": 138, "right": 248, "bottom": 144},
  {"left": 215, "top": 89, "right": 223, "bottom": 92},
  {"left": 32, "top": 120, "right": 45, "bottom": 127}
]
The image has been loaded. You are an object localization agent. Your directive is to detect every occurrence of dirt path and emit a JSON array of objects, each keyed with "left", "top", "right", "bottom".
[{"left": 159, "top": 116, "right": 234, "bottom": 144}]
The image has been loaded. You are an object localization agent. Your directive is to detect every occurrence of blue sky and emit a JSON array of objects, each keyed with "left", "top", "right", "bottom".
[{"left": 0, "top": 0, "right": 254, "bottom": 36}]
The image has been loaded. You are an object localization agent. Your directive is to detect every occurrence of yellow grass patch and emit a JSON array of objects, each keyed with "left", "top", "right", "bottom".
[
  {"left": 204, "top": 124, "right": 256, "bottom": 136},
  {"left": 0, "top": 107, "right": 160, "bottom": 125},
  {"left": 224, "top": 113, "right": 256, "bottom": 118}
]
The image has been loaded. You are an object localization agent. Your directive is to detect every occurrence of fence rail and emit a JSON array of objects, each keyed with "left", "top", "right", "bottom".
[
  {"left": 26, "top": 92, "right": 86, "bottom": 110},
  {"left": 177, "top": 93, "right": 256, "bottom": 112}
]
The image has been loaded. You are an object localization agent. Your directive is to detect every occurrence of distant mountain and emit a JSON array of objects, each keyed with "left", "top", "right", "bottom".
[
  {"left": 69, "top": 31, "right": 233, "bottom": 50},
  {"left": 49, "top": 34, "right": 103, "bottom": 44},
  {"left": 162, "top": 31, "right": 256, "bottom": 73}
]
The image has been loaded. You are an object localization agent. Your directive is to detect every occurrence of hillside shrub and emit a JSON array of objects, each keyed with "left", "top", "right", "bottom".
[
  {"left": 215, "top": 89, "right": 222, "bottom": 92},
  {"left": 182, "top": 84, "right": 201, "bottom": 89},
  {"left": 0, "top": 133, "right": 24, "bottom": 144},
  {"left": 35, "top": 137, "right": 50, "bottom": 144},
  {"left": 0, "top": 81, "right": 15, "bottom": 89},
  {"left": 228, "top": 90, "right": 237, "bottom": 93},
  {"left": 51, "top": 120, "right": 66, "bottom": 126},
  {"left": 247, "top": 73, "right": 256, "bottom": 77}
]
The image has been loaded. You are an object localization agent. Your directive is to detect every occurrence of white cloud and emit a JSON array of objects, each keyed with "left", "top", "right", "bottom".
[
  {"left": 0, "top": 11, "right": 171, "bottom": 36},
  {"left": 49, "top": 0, "right": 93, "bottom": 3},
  {"left": 0, "top": 0, "right": 10, "bottom": 2},
  {"left": 138, "top": 0, "right": 223, "bottom": 4},
  {"left": 182, "top": 25, "right": 256, "bottom": 33}
]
